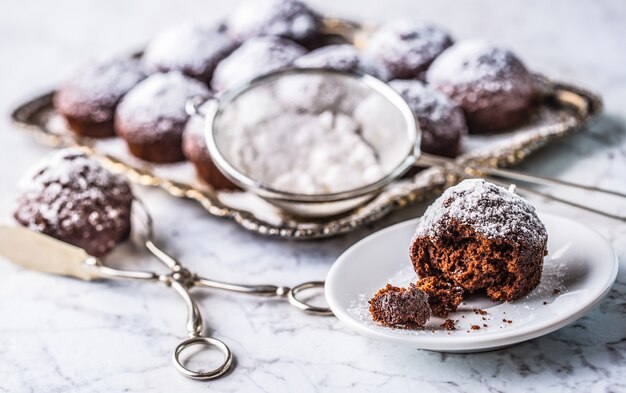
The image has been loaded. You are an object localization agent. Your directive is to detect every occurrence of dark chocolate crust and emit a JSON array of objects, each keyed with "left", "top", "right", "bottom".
[
  {"left": 389, "top": 79, "right": 467, "bottom": 158},
  {"left": 64, "top": 118, "right": 115, "bottom": 139},
  {"left": 115, "top": 72, "right": 211, "bottom": 163},
  {"left": 369, "top": 283, "right": 431, "bottom": 327},
  {"left": 410, "top": 179, "right": 548, "bottom": 302},
  {"left": 432, "top": 82, "right": 533, "bottom": 134},
  {"left": 427, "top": 41, "right": 535, "bottom": 134},
  {"left": 122, "top": 132, "right": 186, "bottom": 163},
  {"left": 54, "top": 57, "right": 146, "bottom": 138},
  {"left": 13, "top": 149, "right": 133, "bottom": 257}
]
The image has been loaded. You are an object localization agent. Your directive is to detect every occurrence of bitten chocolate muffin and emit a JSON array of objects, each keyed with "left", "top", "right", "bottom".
[
  {"left": 389, "top": 79, "right": 467, "bottom": 158},
  {"left": 226, "top": 0, "right": 322, "bottom": 45},
  {"left": 143, "top": 23, "right": 237, "bottom": 83},
  {"left": 182, "top": 109, "right": 238, "bottom": 190},
  {"left": 413, "top": 276, "right": 466, "bottom": 318},
  {"left": 369, "top": 283, "right": 432, "bottom": 327},
  {"left": 364, "top": 20, "right": 453, "bottom": 81},
  {"left": 410, "top": 179, "right": 548, "bottom": 302},
  {"left": 211, "top": 36, "right": 306, "bottom": 91},
  {"left": 13, "top": 149, "right": 133, "bottom": 257},
  {"left": 294, "top": 44, "right": 390, "bottom": 81},
  {"left": 426, "top": 41, "right": 535, "bottom": 133},
  {"left": 115, "top": 72, "right": 211, "bottom": 163},
  {"left": 54, "top": 57, "right": 146, "bottom": 138}
]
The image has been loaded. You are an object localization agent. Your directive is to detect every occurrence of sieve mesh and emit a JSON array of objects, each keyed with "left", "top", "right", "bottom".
[{"left": 207, "top": 68, "right": 420, "bottom": 200}]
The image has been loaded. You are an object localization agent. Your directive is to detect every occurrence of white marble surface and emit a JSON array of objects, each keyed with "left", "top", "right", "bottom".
[{"left": 1, "top": 1, "right": 625, "bottom": 392}]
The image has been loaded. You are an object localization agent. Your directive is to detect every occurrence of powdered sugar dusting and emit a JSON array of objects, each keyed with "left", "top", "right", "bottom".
[
  {"left": 211, "top": 36, "right": 306, "bottom": 91},
  {"left": 13, "top": 149, "right": 133, "bottom": 256},
  {"left": 54, "top": 57, "right": 146, "bottom": 121},
  {"left": 226, "top": 0, "right": 320, "bottom": 42},
  {"left": 222, "top": 109, "right": 385, "bottom": 194},
  {"left": 414, "top": 179, "right": 548, "bottom": 248},
  {"left": 115, "top": 72, "right": 210, "bottom": 139},
  {"left": 143, "top": 23, "right": 236, "bottom": 81},
  {"left": 294, "top": 44, "right": 390, "bottom": 80},
  {"left": 364, "top": 20, "right": 453, "bottom": 79},
  {"left": 389, "top": 79, "right": 466, "bottom": 132},
  {"left": 389, "top": 79, "right": 466, "bottom": 156},
  {"left": 426, "top": 40, "right": 532, "bottom": 93},
  {"left": 296, "top": 45, "right": 360, "bottom": 69},
  {"left": 274, "top": 74, "right": 347, "bottom": 113},
  {"left": 16, "top": 148, "right": 129, "bottom": 225}
]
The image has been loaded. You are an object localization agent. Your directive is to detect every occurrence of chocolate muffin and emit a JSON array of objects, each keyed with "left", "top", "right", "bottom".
[
  {"left": 364, "top": 20, "right": 453, "bottom": 81},
  {"left": 410, "top": 179, "right": 548, "bottom": 302},
  {"left": 294, "top": 44, "right": 390, "bottom": 81},
  {"left": 143, "top": 23, "right": 238, "bottom": 83},
  {"left": 413, "top": 276, "right": 466, "bottom": 318},
  {"left": 369, "top": 283, "right": 431, "bottom": 327},
  {"left": 426, "top": 41, "right": 535, "bottom": 133},
  {"left": 14, "top": 148, "right": 133, "bottom": 257},
  {"left": 389, "top": 79, "right": 467, "bottom": 158},
  {"left": 226, "top": 0, "right": 322, "bottom": 45},
  {"left": 211, "top": 36, "right": 306, "bottom": 91},
  {"left": 115, "top": 72, "right": 211, "bottom": 163},
  {"left": 54, "top": 57, "right": 146, "bottom": 138},
  {"left": 182, "top": 108, "right": 238, "bottom": 190}
]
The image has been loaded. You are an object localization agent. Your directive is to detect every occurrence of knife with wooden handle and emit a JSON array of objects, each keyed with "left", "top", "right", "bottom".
[{"left": 0, "top": 225, "right": 159, "bottom": 282}]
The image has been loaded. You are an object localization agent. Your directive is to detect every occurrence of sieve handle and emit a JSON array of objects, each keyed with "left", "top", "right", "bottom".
[{"left": 185, "top": 96, "right": 213, "bottom": 117}]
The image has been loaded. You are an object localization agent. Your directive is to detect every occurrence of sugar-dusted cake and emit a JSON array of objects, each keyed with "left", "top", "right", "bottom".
[
  {"left": 211, "top": 36, "right": 306, "bottom": 91},
  {"left": 115, "top": 72, "right": 211, "bottom": 163},
  {"left": 389, "top": 79, "right": 467, "bottom": 158},
  {"left": 54, "top": 57, "right": 146, "bottom": 138},
  {"left": 427, "top": 41, "right": 535, "bottom": 133},
  {"left": 410, "top": 179, "right": 548, "bottom": 302},
  {"left": 364, "top": 20, "right": 453, "bottom": 81},
  {"left": 226, "top": 0, "right": 322, "bottom": 45},
  {"left": 143, "top": 23, "right": 237, "bottom": 83},
  {"left": 14, "top": 149, "right": 133, "bottom": 257}
]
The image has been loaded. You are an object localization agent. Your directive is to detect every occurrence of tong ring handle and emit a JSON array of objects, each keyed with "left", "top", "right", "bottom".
[
  {"left": 287, "top": 281, "right": 334, "bottom": 316},
  {"left": 172, "top": 336, "right": 233, "bottom": 380}
]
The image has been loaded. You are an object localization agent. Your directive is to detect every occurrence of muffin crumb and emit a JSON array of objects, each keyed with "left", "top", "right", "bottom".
[{"left": 441, "top": 319, "right": 457, "bottom": 331}]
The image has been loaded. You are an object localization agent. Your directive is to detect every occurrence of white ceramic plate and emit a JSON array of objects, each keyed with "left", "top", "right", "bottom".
[{"left": 325, "top": 212, "right": 618, "bottom": 352}]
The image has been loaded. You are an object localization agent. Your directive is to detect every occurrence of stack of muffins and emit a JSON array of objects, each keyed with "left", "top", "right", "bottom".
[{"left": 54, "top": 0, "right": 537, "bottom": 190}]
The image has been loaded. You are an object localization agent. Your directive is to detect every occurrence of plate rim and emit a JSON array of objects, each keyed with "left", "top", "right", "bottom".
[{"left": 325, "top": 212, "right": 619, "bottom": 351}]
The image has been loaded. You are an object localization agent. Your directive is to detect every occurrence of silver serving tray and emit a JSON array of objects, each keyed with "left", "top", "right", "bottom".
[{"left": 9, "top": 19, "right": 602, "bottom": 240}]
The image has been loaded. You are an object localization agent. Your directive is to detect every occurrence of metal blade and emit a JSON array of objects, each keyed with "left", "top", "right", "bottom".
[{"left": 0, "top": 225, "right": 99, "bottom": 281}]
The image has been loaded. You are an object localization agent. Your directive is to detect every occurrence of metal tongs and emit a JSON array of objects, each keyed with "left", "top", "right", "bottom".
[
  {"left": 0, "top": 198, "right": 332, "bottom": 381},
  {"left": 418, "top": 153, "right": 626, "bottom": 222}
]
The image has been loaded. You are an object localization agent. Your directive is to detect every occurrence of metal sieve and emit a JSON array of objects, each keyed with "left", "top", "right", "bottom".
[
  {"left": 188, "top": 68, "right": 626, "bottom": 221},
  {"left": 188, "top": 68, "right": 421, "bottom": 217}
]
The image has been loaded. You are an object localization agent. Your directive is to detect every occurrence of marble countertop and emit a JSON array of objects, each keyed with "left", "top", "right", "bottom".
[{"left": 1, "top": 1, "right": 625, "bottom": 392}]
